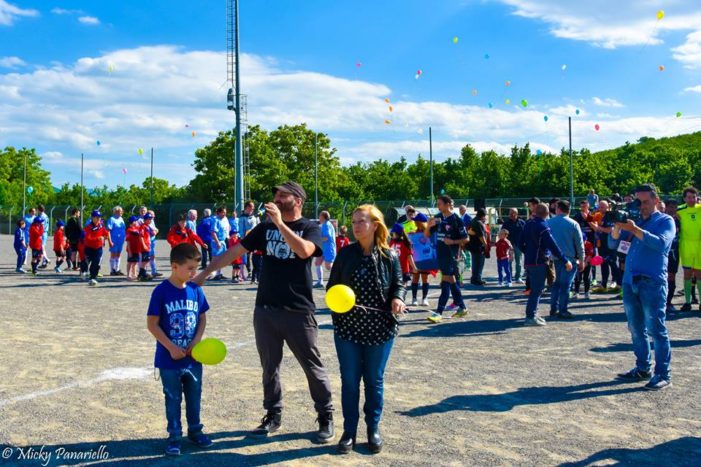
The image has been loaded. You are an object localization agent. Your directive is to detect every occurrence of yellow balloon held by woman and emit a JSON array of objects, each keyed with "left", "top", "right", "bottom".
[
  {"left": 191, "top": 338, "right": 227, "bottom": 365},
  {"left": 325, "top": 285, "right": 356, "bottom": 313}
]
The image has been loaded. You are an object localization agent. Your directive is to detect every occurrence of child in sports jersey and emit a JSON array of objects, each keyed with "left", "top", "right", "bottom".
[
  {"left": 495, "top": 229, "right": 513, "bottom": 286},
  {"left": 389, "top": 223, "right": 416, "bottom": 287},
  {"left": 83, "top": 210, "right": 113, "bottom": 286},
  {"left": 336, "top": 225, "right": 351, "bottom": 251},
  {"left": 53, "top": 220, "right": 68, "bottom": 273},
  {"left": 147, "top": 243, "right": 213, "bottom": 456},
  {"left": 228, "top": 228, "right": 243, "bottom": 283},
  {"left": 139, "top": 214, "right": 155, "bottom": 281},
  {"left": 126, "top": 216, "right": 146, "bottom": 280},
  {"left": 29, "top": 217, "right": 44, "bottom": 275},
  {"left": 14, "top": 219, "right": 28, "bottom": 273}
]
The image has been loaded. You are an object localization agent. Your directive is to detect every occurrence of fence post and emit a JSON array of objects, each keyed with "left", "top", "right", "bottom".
[
  {"left": 49, "top": 206, "right": 57, "bottom": 235},
  {"left": 64, "top": 206, "right": 71, "bottom": 225},
  {"left": 9, "top": 206, "right": 14, "bottom": 235}
]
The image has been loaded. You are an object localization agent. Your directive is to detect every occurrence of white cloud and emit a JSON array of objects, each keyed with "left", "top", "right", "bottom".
[
  {"left": 684, "top": 84, "right": 701, "bottom": 93},
  {"left": 51, "top": 8, "right": 84, "bottom": 15},
  {"left": 0, "top": 56, "right": 25, "bottom": 68},
  {"left": 592, "top": 97, "right": 624, "bottom": 108},
  {"left": 0, "top": 0, "right": 38, "bottom": 26},
  {"left": 0, "top": 45, "right": 699, "bottom": 188},
  {"left": 78, "top": 16, "right": 100, "bottom": 25},
  {"left": 672, "top": 31, "right": 701, "bottom": 69}
]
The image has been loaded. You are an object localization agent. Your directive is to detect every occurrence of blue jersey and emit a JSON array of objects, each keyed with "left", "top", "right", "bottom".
[
  {"left": 23, "top": 214, "right": 35, "bottom": 236},
  {"left": 106, "top": 216, "right": 126, "bottom": 244},
  {"left": 147, "top": 280, "right": 210, "bottom": 370},
  {"left": 212, "top": 217, "right": 229, "bottom": 242},
  {"left": 38, "top": 213, "right": 49, "bottom": 234},
  {"left": 320, "top": 222, "right": 336, "bottom": 258},
  {"left": 186, "top": 219, "right": 196, "bottom": 232},
  {"left": 197, "top": 216, "right": 214, "bottom": 243},
  {"left": 14, "top": 227, "right": 27, "bottom": 248}
]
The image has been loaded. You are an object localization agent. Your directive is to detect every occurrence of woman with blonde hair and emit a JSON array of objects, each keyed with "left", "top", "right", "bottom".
[{"left": 326, "top": 204, "right": 406, "bottom": 454}]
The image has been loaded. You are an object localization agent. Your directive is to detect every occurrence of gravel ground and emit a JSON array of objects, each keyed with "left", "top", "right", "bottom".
[{"left": 0, "top": 234, "right": 700, "bottom": 466}]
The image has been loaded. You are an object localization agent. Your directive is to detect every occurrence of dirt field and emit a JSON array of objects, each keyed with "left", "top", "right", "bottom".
[{"left": 0, "top": 233, "right": 700, "bottom": 466}]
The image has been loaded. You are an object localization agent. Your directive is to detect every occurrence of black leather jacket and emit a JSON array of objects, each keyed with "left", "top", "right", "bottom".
[{"left": 326, "top": 242, "right": 406, "bottom": 309}]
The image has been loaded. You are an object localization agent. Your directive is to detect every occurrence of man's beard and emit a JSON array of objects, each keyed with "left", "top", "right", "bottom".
[{"left": 276, "top": 199, "right": 295, "bottom": 214}]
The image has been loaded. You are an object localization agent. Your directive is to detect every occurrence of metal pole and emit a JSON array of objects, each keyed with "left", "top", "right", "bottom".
[
  {"left": 234, "top": 0, "right": 244, "bottom": 208},
  {"left": 429, "top": 127, "right": 434, "bottom": 203},
  {"left": 150, "top": 147, "right": 154, "bottom": 207},
  {"left": 569, "top": 117, "right": 575, "bottom": 206},
  {"left": 22, "top": 151, "right": 27, "bottom": 215},
  {"left": 80, "top": 153, "right": 84, "bottom": 227},
  {"left": 315, "top": 133, "right": 319, "bottom": 218}
]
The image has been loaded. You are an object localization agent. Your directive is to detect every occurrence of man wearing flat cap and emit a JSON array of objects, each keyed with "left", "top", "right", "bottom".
[{"left": 194, "top": 181, "right": 335, "bottom": 443}]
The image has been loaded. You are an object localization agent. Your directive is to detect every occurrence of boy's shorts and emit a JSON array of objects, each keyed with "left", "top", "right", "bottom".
[
  {"left": 127, "top": 254, "right": 140, "bottom": 263},
  {"left": 438, "top": 256, "right": 459, "bottom": 276},
  {"left": 31, "top": 249, "right": 42, "bottom": 259},
  {"left": 109, "top": 241, "right": 124, "bottom": 254},
  {"left": 69, "top": 242, "right": 79, "bottom": 251},
  {"left": 53, "top": 249, "right": 65, "bottom": 257},
  {"left": 680, "top": 241, "right": 701, "bottom": 270},
  {"left": 141, "top": 252, "right": 151, "bottom": 262}
]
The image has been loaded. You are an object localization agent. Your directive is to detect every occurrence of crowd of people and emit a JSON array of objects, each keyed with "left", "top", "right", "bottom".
[{"left": 8, "top": 182, "right": 690, "bottom": 455}]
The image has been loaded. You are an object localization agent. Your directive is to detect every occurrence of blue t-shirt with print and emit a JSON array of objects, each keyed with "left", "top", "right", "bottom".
[
  {"left": 320, "top": 222, "right": 336, "bottom": 258},
  {"left": 106, "top": 216, "right": 126, "bottom": 244},
  {"left": 14, "top": 227, "right": 27, "bottom": 249},
  {"left": 147, "top": 280, "right": 210, "bottom": 370}
]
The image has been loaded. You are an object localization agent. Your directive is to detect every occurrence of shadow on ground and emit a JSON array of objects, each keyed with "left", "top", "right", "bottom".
[{"left": 559, "top": 436, "right": 701, "bottom": 467}]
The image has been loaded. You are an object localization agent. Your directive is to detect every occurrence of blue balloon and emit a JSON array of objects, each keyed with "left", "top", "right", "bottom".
[
  {"left": 536, "top": 150, "right": 543, "bottom": 156},
  {"left": 96, "top": 140, "right": 101, "bottom": 146},
  {"left": 27, "top": 186, "right": 33, "bottom": 194},
  {"left": 488, "top": 102, "right": 493, "bottom": 109},
  {"left": 575, "top": 109, "right": 580, "bottom": 115}
]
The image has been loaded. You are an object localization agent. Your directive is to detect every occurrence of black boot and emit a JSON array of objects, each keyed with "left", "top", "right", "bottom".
[
  {"left": 252, "top": 411, "right": 281, "bottom": 437},
  {"left": 367, "top": 427, "right": 383, "bottom": 454},
  {"left": 336, "top": 431, "right": 355, "bottom": 454},
  {"left": 316, "top": 412, "right": 334, "bottom": 444}
]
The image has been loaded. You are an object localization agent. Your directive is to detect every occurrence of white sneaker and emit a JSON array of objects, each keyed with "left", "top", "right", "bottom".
[
  {"left": 420, "top": 298, "right": 430, "bottom": 307},
  {"left": 498, "top": 281, "right": 503, "bottom": 286},
  {"left": 505, "top": 282, "right": 512, "bottom": 287},
  {"left": 570, "top": 292, "right": 578, "bottom": 300},
  {"left": 54, "top": 266, "right": 61, "bottom": 273},
  {"left": 410, "top": 299, "right": 418, "bottom": 306},
  {"left": 584, "top": 292, "right": 591, "bottom": 300},
  {"left": 88, "top": 279, "right": 98, "bottom": 286}
]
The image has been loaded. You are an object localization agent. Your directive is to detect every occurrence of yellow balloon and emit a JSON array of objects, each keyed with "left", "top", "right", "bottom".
[
  {"left": 657, "top": 10, "right": 664, "bottom": 20},
  {"left": 325, "top": 285, "right": 356, "bottom": 313},
  {"left": 191, "top": 338, "right": 227, "bottom": 365}
]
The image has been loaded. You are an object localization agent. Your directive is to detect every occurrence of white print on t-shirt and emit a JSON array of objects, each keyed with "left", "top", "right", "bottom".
[
  {"left": 169, "top": 311, "right": 197, "bottom": 345},
  {"left": 165, "top": 299, "right": 199, "bottom": 314},
  {"left": 266, "top": 229, "right": 304, "bottom": 260}
]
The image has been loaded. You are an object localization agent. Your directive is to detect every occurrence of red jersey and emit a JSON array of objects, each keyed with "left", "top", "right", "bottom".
[
  {"left": 390, "top": 239, "right": 412, "bottom": 274},
  {"left": 584, "top": 240, "right": 595, "bottom": 262},
  {"left": 53, "top": 227, "right": 67, "bottom": 251},
  {"left": 336, "top": 235, "right": 350, "bottom": 251},
  {"left": 141, "top": 224, "right": 153, "bottom": 251},
  {"left": 495, "top": 238, "right": 512, "bottom": 260},
  {"left": 229, "top": 235, "right": 243, "bottom": 265},
  {"left": 84, "top": 222, "right": 109, "bottom": 249},
  {"left": 167, "top": 224, "right": 205, "bottom": 248},
  {"left": 29, "top": 223, "right": 44, "bottom": 250},
  {"left": 126, "top": 225, "right": 144, "bottom": 254}
]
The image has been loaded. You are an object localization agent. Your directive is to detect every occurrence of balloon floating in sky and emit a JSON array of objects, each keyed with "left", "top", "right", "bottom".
[
  {"left": 561, "top": 64, "right": 567, "bottom": 71},
  {"left": 471, "top": 88, "right": 478, "bottom": 96},
  {"left": 505, "top": 80, "right": 511, "bottom": 87},
  {"left": 676, "top": 111, "right": 682, "bottom": 118},
  {"left": 575, "top": 109, "right": 581, "bottom": 115},
  {"left": 505, "top": 98, "right": 511, "bottom": 105},
  {"left": 657, "top": 10, "right": 664, "bottom": 20},
  {"left": 107, "top": 62, "right": 115, "bottom": 74},
  {"left": 137, "top": 148, "right": 144, "bottom": 156},
  {"left": 96, "top": 140, "right": 101, "bottom": 146},
  {"left": 452, "top": 36, "right": 458, "bottom": 44},
  {"left": 659, "top": 65, "right": 665, "bottom": 71},
  {"left": 356, "top": 62, "right": 362, "bottom": 68},
  {"left": 536, "top": 149, "right": 543, "bottom": 156},
  {"left": 384, "top": 98, "right": 390, "bottom": 103},
  {"left": 521, "top": 99, "right": 528, "bottom": 108},
  {"left": 27, "top": 186, "right": 33, "bottom": 194},
  {"left": 484, "top": 53, "right": 490, "bottom": 59},
  {"left": 543, "top": 115, "right": 549, "bottom": 122},
  {"left": 417, "top": 128, "right": 424, "bottom": 135},
  {"left": 191, "top": 131, "right": 196, "bottom": 137},
  {"left": 415, "top": 69, "right": 423, "bottom": 79},
  {"left": 122, "top": 168, "right": 127, "bottom": 174},
  {"left": 594, "top": 124, "right": 601, "bottom": 131},
  {"left": 185, "top": 124, "right": 190, "bottom": 128},
  {"left": 388, "top": 105, "right": 393, "bottom": 112},
  {"left": 488, "top": 102, "right": 493, "bottom": 109},
  {"left": 384, "top": 119, "right": 391, "bottom": 125}
]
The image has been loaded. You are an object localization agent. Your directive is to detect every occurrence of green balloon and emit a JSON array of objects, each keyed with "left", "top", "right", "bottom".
[
  {"left": 676, "top": 112, "right": 682, "bottom": 118},
  {"left": 191, "top": 338, "right": 227, "bottom": 365},
  {"left": 521, "top": 99, "right": 528, "bottom": 108}
]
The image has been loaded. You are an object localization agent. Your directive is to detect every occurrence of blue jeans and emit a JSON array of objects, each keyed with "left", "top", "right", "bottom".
[
  {"left": 334, "top": 334, "right": 394, "bottom": 433},
  {"left": 550, "top": 260, "right": 577, "bottom": 313},
  {"left": 84, "top": 246, "right": 102, "bottom": 279},
  {"left": 512, "top": 247, "right": 523, "bottom": 281},
  {"left": 15, "top": 246, "right": 26, "bottom": 269},
  {"left": 623, "top": 279, "right": 671, "bottom": 379},
  {"left": 497, "top": 259, "right": 512, "bottom": 283},
  {"left": 160, "top": 365, "right": 204, "bottom": 437},
  {"left": 525, "top": 265, "right": 546, "bottom": 318}
]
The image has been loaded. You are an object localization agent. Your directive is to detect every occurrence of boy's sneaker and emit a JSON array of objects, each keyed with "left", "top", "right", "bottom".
[
  {"left": 88, "top": 279, "right": 98, "bottom": 286},
  {"left": 153, "top": 272, "right": 163, "bottom": 278},
  {"left": 313, "top": 281, "right": 325, "bottom": 289},
  {"left": 252, "top": 412, "right": 282, "bottom": 437},
  {"left": 584, "top": 292, "right": 591, "bottom": 300},
  {"left": 165, "top": 437, "right": 181, "bottom": 456},
  {"left": 680, "top": 303, "right": 692, "bottom": 312},
  {"left": 16, "top": 268, "right": 26, "bottom": 274},
  {"left": 524, "top": 317, "right": 546, "bottom": 326},
  {"left": 188, "top": 431, "right": 214, "bottom": 448},
  {"left": 420, "top": 298, "right": 430, "bottom": 307},
  {"left": 644, "top": 375, "right": 672, "bottom": 391},
  {"left": 452, "top": 307, "right": 468, "bottom": 319},
  {"left": 505, "top": 282, "right": 512, "bottom": 288},
  {"left": 54, "top": 266, "right": 61, "bottom": 273},
  {"left": 410, "top": 299, "right": 418, "bottom": 306},
  {"left": 110, "top": 271, "right": 119, "bottom": 276},
  {"left": 316, "top": 412, "right": 335, "bottom": 443},
  {"left": 498, "top": 281, "right": 503, "bottom": 286},
  {"left": 617, "top": 368, "right": 652, "bottom": 381},
  {"left": 426, "top": 312, "right": 443, "bottom": 323},
  {"left": 232, "top": 277, "right": 240, "bottom": 284}
]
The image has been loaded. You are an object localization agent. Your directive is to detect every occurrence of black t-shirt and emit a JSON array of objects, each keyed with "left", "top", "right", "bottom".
[
  {"left": 240, "top": 217, "right": 323, "bottom": 313},
  {"left": 430, "top": 213, "right": 467, "bottom": 258},
  {"left": 468, "top": 218, "right": 486, "bottom": 252}
]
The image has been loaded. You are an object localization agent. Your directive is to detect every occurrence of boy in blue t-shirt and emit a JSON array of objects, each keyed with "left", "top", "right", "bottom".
[
  {"left": 147, "top": 243, "right": 214, "bottom": 456},
  {"left": 14, "top": 219, "right": 28, "bottom": 273}
]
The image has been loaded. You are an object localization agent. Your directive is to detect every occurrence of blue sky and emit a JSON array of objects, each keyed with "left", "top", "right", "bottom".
[{"left": 1, "top": 0, "right": 701, "bottom": 190}]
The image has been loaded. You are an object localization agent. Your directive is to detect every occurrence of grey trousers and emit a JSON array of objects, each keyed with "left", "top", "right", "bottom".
[{"left": 253, "top": 305, "right": 334, "bottom": 414}]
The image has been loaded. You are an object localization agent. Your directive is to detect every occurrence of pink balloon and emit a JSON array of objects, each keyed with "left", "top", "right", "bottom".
[
  {"left": 590, "top": 255, "right": 604, "bottom": 266},
  {"left": 594, "top": 124, "right": 600, "bottom": 131}
]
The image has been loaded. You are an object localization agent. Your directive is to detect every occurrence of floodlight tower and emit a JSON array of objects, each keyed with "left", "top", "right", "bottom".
[{"left": 227, "top": 0, "right": 246, "bottom": 209}]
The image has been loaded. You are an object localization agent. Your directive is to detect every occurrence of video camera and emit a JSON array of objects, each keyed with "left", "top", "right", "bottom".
[{"left": 606, "top": 199, "right": 641, "bottom": 224}]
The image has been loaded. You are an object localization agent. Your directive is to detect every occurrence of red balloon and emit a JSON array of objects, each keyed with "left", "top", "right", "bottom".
[
  {"left": 594, "top": 124, "right": 601, "bottom": 131},
  {"left": 590, "top": 255, "right": 604, "bottom": 266}
]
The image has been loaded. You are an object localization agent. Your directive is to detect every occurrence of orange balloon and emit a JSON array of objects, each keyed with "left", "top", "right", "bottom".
[
  {"left": 659, "top": 65, "right": 665, "bottom": 71},
  {"left": 384, "top": 119, "right": 391, "bottom": 125},
  {"left": 389, "top": 105, "right": 393, "bottom": 112},
  {"left": 191, "top": 131, "right": 196, "bottom": 137},
  {"left": 384, "top": 98, "right": 390, "bottom": 103}
]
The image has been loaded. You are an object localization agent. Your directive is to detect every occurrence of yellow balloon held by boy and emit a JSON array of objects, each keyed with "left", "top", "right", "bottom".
[
  {"left": 191, "top": 338, "right": 227, "bottom": 365},
  {"left": 325, "top": 284, "right": 356, "bottom": 313}
]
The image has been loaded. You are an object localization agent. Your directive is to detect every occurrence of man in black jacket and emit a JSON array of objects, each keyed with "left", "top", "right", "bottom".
[{"left": 65, "top": 208, "right": 82, "bottom": 270}]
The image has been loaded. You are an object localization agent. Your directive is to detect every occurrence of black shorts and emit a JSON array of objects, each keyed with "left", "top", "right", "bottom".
[
  {"left": 31, "top": 249, "right": 42, "bottom": 259},
  {"left": 54, "top": 249, "right": 65, "bottom": 257},
  {"left": 69, "top": 242, "right": 79, "bottom": 251},
  {"left": 438, "top": 256, "right": 459, "bottom": 276},
  {"left": 402, "top": 273, "right": 412, "bottom": 283},
  {"left": 141, "top": 252, "right": 151, "bottom": 262},
  {"left": 668, "top": 252, "right": 680, "bottom": 274},
  {"left": 127, "top": 254, "right": 140, "bottom": 263}
]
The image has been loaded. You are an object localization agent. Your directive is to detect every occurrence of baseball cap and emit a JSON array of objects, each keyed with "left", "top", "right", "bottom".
[
  {"left": 33, "top": 217, "right": 43, "bottom": 224},
  {"left": 56, "top": 220, "right": 65, "bottom": 227},
  {"left": 128, "top": 215, "right": 139, "bottom": 223},
  {"left": 143, "top": 213, "right": 153, "bottom": 220},
  {"left": 91, "top": 210, "right": 102, "bottom": 218},
  {"left": 390, "top": 223, "right": 404, "bottom": 234},
  {"left": 272, "top": 181, "right": 307, "bottom": 201},
  {"left": 413, "top": 213, "right": 429, "bottom": 223}
]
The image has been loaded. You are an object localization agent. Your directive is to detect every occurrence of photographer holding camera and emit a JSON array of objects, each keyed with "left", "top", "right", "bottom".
[{"left": 612, "top": 184, "right": 675, "bottom": 390}]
